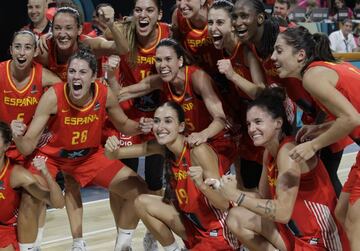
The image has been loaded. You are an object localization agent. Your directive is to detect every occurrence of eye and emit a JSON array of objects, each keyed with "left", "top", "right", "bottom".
[
  {"left": 165, "top": 118, "right": 172, "bottom": 123},
  {"left": 153, "top": 118, "right": 160, "bottom": 124}
]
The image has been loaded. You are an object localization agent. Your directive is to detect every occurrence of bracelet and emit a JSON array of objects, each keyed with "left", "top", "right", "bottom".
[{"left": 236, "top": 193, "right": 245, "bottom": 206}]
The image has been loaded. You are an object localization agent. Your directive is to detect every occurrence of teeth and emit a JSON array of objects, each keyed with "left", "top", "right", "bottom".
[
  {"left": 161, "top": 70, "right": 170, "bottom": 74},
  {"left": 139, "top": 20, "right": 149, "bottom": 24}
]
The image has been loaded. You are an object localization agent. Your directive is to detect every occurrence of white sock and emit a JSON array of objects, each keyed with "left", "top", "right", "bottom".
[
  {"left": 73, "top": 237, "right": 85, "bottom": 245},
  {"left": 19, "top": 242, "right": 35, "bottom": 251},
  {"left": 114, "top": 228, "right": 134, "bottom": 251},
  {"left": 34, "top": 227, "right": 44, "bottom": 248},
  {"left": 163, "top": 241, "right": 180, "bottom": 251}
]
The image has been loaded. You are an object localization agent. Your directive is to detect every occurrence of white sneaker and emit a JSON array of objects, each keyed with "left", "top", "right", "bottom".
[
  {"left": 71, "top": 240, "right": 87, "bottom": 251},
  {"left": 143, "top": 231, "right": 158, "bottom": 251}
]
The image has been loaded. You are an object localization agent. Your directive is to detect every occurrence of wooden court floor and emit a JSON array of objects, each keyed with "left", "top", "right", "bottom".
[{"left": 41, "top": 152, "right": 357, "bottom": 251}]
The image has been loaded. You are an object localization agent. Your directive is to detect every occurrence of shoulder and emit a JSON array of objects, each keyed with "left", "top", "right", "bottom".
[{"left": 190, "top": 143, "right": 216, "bottom": 163}]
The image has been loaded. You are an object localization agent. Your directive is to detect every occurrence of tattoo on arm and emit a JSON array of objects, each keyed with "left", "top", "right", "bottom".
[{"left": 256, "top": 200, "right": 276, "bottom": 220}]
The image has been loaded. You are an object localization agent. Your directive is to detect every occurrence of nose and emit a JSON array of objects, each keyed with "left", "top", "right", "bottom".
[
  {"left": 270, "top": 51, "right": 277, "bottom": 61},
  {"left": 248, "top": 122, "right": 256, "bottom": 134},
  {"left": 232, "top": 16, "right": 242, "bottom": 29}
]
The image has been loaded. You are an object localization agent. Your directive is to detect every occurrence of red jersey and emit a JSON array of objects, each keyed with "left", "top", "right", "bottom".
[
  {"left": 0, "top": 158, "right": 19, "bottom": 227},
  {"left": 0, "top": 60, "right": 45, "bottom": 161},
  {"left": 176, "top": 9, "right": 221, "bottom": 73},
  {"left": 171, "top": 142, "right": 239, "bottom": 250},
  {"left": 38, "top": 81, "right": 107, "bottom": 157},
  {"left": 307, "top": 61, "right": 360, "bottom": 143},
  {"left": 163, "top": 66, "right": 212, "bottom": 134},
  {"left": 46, "top": 35, "right": 100, "bottom": 82},
  {"left": 0, "top": 60, "right": 44, "bottom": 125},
  {"left": 266, "top": 137, "right": 349, "bottom": 250},
  {"left": 119, "top": 22, "right": 170, "bottom": 117}
]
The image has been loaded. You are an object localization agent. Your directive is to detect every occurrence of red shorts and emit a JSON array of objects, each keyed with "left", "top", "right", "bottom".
[
  {"left": 27, "top": 147, "right": 125, "bottom": 188},
  {"left": 182, "top": 217, "right": 234, "bottom": 251},
  {"left": 0, "top": 225, "right": 19, "bottom": 250},
  {"left": 342, "top": 152, "right": 360, "bottom": 205},
  {"left": 210, "top": 134, "right": 238, "bottom": 174}
]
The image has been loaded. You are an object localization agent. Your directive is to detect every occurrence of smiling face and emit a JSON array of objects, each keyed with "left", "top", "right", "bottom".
[
  {"left": 155, "top": 45, "right": 183, "bottom": 82},
  {"left": 27, "top": 0, "right": 47, "bottom": 25},
  {"left": 208, "top": 8, "right": 233, "bottom": 50},
  {"left": 153, "top": 105, "right": 185, "bottom": 145},
  {"left": 133, "top": 0, "right": 161, "bottom": 38},
  {"left": 232, "top": 0, "right": 263, "bottom": 43},
  {"left": 271, "top": 34, "right": 303, "bottom": 78},
  {"left": 67, "top": 58, "right": 95, "bottom": 103},
  {"left": 178, "top": 0, "right": 202, "bottom": 19},
  {"left": 52, "top": 13, "right": 82, "bottom": 51},
  {"left": 10, "top": 33, "right": 36, "bottom": 71},
  {"left": 273, "top": 1, "right": 289, "bottom": 19},
  {"left": 247, "top": 106, "right": 282, "bottom": 147}
]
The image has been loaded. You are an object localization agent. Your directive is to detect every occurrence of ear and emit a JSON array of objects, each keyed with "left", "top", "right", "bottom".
[
  {"left": 77, "top": 25, "right": 83, "bottom": 36},
  {"left": 275, "top": 117, "right": 283, "bottom": 130},
  {"left": 178, "top": 56, "right": 184, "bottom": 68},
  {"left": 257, "top": 13, "right": 265, "bottom": 25},
  {"left": 34, "top": 46, "right": 40, "bottom": 58},
  {"left": 158, "top": 9, "right": 163, "bottom": 21},
  {"left": 179, "top": 121, "right": 186, "bottom": 133},
  {"left": 297, "top": 49, "right": 306, "bottom": 62}
]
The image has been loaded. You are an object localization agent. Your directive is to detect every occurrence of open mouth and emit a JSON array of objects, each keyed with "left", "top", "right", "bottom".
[
  {"left": 17, "top": 58, "right": 26, "bottom": 64},
  {"left": 139, "top": 20, "right": 150, "bottom": 29},
  {"left": 212, "top": 34, "right": 223, "bottom": 42}
]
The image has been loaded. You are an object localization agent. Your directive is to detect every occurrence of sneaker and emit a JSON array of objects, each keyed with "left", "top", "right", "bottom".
[
  {"left": 71, "top": 240, "right": 87, "bottom": 251},
  {"left": 143, "top": 231, "right": 159, "bottom": 251}
]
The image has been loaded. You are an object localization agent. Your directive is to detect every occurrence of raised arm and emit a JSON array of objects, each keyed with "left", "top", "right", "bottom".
[
  {"left": 105, "top": 137, "right": 164, "bottom": 160},
  {"left": 189, "top": 144, "right": 230, "bottom": 211},
  {"left": 11, "top": 88, "right": 57, "bottom": 156},
  {"left": 191, "top": 70, "right": 226, "bottom": 144},
  {"left": 290, "top": 67, "right": 360, "bottom": 162},
  {"left": 220, "top": 142, "right": 301, "bottom": 223},
  {"left": 11, "top": 160, "right": 64, "bottom": 209}
]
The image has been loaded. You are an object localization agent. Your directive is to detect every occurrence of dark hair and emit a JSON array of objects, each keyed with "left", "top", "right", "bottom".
[
  {"left": 157, "top": 101, "right": 186, "bottom": 204},
  {"left": 68, "top": 47, "right": 97, "bottom": 74},
  {"left": 275, "top": 0, "right": 290, "bottom": 9},
  {"left": 131, "top": 0, "right": 162, "bottom": 10},
  {"left": 341, "top": 18, "right": 353, "bottom": 25},
  {"left": 53, "top": 7, "right": 82, "bottom": 28},
  {"left": 0, "top": 122, "right": 12, "bottom": 145},
  {"left": 210, "top": 0, "right": 234, "bottom": 13},
  {"left": 11, "top": 30, "right": 37, "bottom": 49},
  {"left": 279, "top": 26, "right": 337, "bottom": 75},
  {"left": 247, "top": 87, "right": 292, "bottom": 136},
  {"left": 156, "top": 38, "right": 191, "bottom": 66},
  {"left": 233, "top": 0, "right": 279, "bottom": 59}
]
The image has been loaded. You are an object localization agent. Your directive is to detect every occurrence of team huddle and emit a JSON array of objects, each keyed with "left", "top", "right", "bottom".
[{"left": 0, "top": 0, "right": 360, "bottom": 250}]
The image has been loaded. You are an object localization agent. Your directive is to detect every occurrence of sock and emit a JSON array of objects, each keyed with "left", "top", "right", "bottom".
[
  {"left": 114, "top": 228, "right": 134, "bottom": 251},
  {"left": 73, "top": 238, "right": 85, "bottom": 245},
  {"left": 34, "top": 227, "right": 44, "bottom": 248},
  {"left": 163, "top": 241, "right": 181, "bottom": 251},
  {"left": 19, "top": 243, "right": 35, "bottom": 251}
]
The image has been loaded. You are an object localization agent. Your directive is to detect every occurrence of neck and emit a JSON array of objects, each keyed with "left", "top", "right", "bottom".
[
  {"left": 57, "top": 43, "right": 78, "bottom": 63},
  {"left": 224, "top": 34, "right": 240, "bottom": 56},
  {"left": 68, "top": 85, "right": 94, "bottom": 107},
  {"left": 189, "top": 8, "right": 208, "bottom": 29},
  {"left": 10, "top": 61, "right": 32, "bottom": 84},
  {"left": 170, "top": 68, "right": 186, "bottom": 91},
  {"left": 166, "top": 135, "right": 186, "bottom": 158},
  {"left": 137, "top": 24, "right": 159, "bottom": 48},
  {"left": 254, "top": 26, "right": 265, "bottom": 50},
  {"left": 33, "top": 18, "right": 48, "bottom": 32},
  {"left": 266, "top": 132, "right": 283, "bottom": 158}
]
